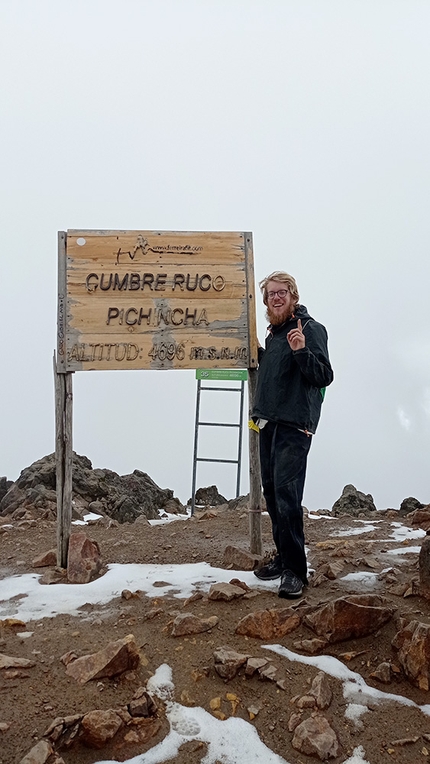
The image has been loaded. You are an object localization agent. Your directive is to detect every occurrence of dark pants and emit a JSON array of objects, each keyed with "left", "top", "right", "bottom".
[{"left": 259, "top": 421, "right": 312, "bottom": 584}]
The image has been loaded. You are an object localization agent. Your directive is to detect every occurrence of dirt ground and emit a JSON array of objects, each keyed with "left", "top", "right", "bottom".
[{"left": 1, "top": 506, "right": 430, "bottom": 764}]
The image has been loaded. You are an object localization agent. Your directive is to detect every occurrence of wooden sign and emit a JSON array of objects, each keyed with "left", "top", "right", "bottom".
[{"left": 57, "top": 230, "right": 258, "bottom": 372}]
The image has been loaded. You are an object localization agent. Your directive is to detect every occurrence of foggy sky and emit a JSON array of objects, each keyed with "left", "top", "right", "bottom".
[{"left": 1, "top": 0, "right": 430, "bottom": 511}]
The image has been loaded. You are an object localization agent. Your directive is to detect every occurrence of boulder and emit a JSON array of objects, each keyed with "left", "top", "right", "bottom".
[
  {"left": 236, "top": 607, "right": 301, "bottom": 640},
  {"left": 171, "top": 613, "right": 218, "bottom": 636},
  {"left": 399, "top": 496, "right": 424, "bottom": 515},
  {"left": 223, "top": 545, "right": 261, "bottom": 571},
  {"left": 213, "top": 646, "right": 249, "bottom": 680},
  {"left": 0, "top": 452, "right": 185, "bottom": 523},
  {"left": 392, "top": 619, "right": 430, "bottom": 690},
  {"left": 0, "top": 476, "right": 12, "bottom": 504},
  {"left": 332, "top": 484, "right": 377, "bottom": 516},
  {"left": 292, "top": 714, "right": 339, "bottom": 760},
  {"left": 67, "top": 532, "right": 102, "bottom": 584},
  {"left": 65, "top": 634, "right": 139, "bottom": 684},
  {"left": 80, "top": 709, "right": 124, "bottom": 749},
  {"left": 304, "top": 595, "right": 394, "bottom": 643},
  {"left": 190, "top": 485, "right": 227, "bottom": 506}
]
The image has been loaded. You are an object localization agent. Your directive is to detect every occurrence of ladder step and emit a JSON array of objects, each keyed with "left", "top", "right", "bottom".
[
  {"left": 196, "top": 457, "right": 239, "bottom": 464},
  {"left": 198, "top": 422, "right": 240, "bottom": 428}
]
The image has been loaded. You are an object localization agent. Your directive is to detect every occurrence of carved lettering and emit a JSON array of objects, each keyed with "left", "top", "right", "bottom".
[
  {"left": 154, "top": 273, "right": 167, "bottom": 291},
  {"left": 172, "top": 274, "right": 185, "bottom": 291},
  {"left": 67, "top": 343, "right": 141, "bottom": 363},
  {"left": 195, "top": 309, "right": 209, "bottom": 326},
  {"left": 184, "top": 308, "right": 197, "bottom": 326},
  {"left": 125, "top": 308, "right": 138, "bottom": 325},
  {"left": 186, "top": 273, "right": 198, "bottom": 291},
  {"left": 129, "top": 273, "right": 141, "bottom": 290},
  {"left": 114, "top": 273, "right": 129, "bottom": 290},
  {"left": 100, "top": 273, "right": 113, "bottom": 290},
  {"left": 107, "top": 307, "right": 119, "bottom": 325},
  {"left": 85, "top": 272, "right": 227, "bottom": 292},
  {"left": 86, "top": 274, "right": 99, "bottom": 292},
  {"left": 141, "top": 273, "right": 154, "bottom": 290},
  {"left": 138, "top": 308, "right": 152, "bottom": 325}
]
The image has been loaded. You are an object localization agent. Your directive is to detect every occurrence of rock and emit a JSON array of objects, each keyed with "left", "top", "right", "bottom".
[
  {"left": 80, "top": 709, "right": 124, "bottom": 748},
  {"left": 65, "top": 634, "right": 139, "bottom": 684},
  {"left": 310, "top": 672, "right": 333, "bottom": 709},
  {"left": 0, "top": 654, "right": 36, "bottom": 669},
  {"left": 288, "top": 712, "right": 303, "bottom": 732},
  {"left": 292, "top": 714, "right": 339, "bottom": 760},
  {"left": 392, "top": 620, "right": 430, "bottom": 690},
  {"left": 39, "top": 568, "right": 67, "bottom": 586},
  {"left": 208, "top": 582, "right": 246, "bottom": 601},
  {"left": 32, "top": 549, "right": 57, "bottom": 568},
  {"left": 229, "top": 578, "right": 251, "bottom": 592},
  {"left": 410, "top": 509, "right": 430, "bottom": 530},
  {"left": 332, "top": 484, "right": 377, "bottom": 516},
  {"left": 128, "top": 691, "right": 157, "bottom": 718},
  {"left": 399, "top": 496, "right": 424, "bottom": 515},
  {"left": 318, "top": 561, "right": 345, "bottom": 580},
  {"left": 419, "top": 536, "right": 430, "bottom": 600},
  {"left": 293, "top": 638, "right": 328, "bottom": 654},
  {"left": 227, "top": 494, "right": 251, "bottom": 511},
  {"left": 213, "top": 646, "right": 249, "bottom": 680},
  {"left": 171, "top": 613, "right": 218, "bottom": 636},
  {"left": 222, "top": 545, "right": 261, "bottom": 571},
  {"left": 190, "top": 485, "right": 227, "bottom": 506},
  {"left": 0, "top": 477, "right": 12, "bottom": 504},
  {"left": 0, "top": 452, "right": 183, "bottom": 523},
  {"left": 67, "top": 532, "right": 102, "bottom": 584},
  {"left": 304, "top": 595, "right": 394, "bottom": 643},
  {"left": 370, "top": 662, "right": 392, "bottom": 683},
  {"left": 236, "top": 607, "right": 300, "bottom": 640},
  {"left": 297, "top": 695, "right": 316, "bottom": 709},
  {"left": 245, "top": 658, "right": 269, "bottom": 676},
  {"left": 17, "top": 740, "right": 55, "bottom": 764},
  {"left": 259, "top": 663, "right": 279, "bottom": 682}
]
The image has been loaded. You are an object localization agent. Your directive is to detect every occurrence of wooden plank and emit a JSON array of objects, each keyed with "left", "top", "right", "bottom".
[
  {"left": 247, "top": 368, "right": 262, "bottom": 556},
  {"left": 244, "top": 232, "right": 259, "bottom": 370},
  {"left": 66, "top": 230, "right": 246, "bottom": 267},
  {"left": 55, "top": 364, "right": 73, "bottom": 568},
  {"left": 64, "top": 332, "right": 251, "bottom": 371},
  {"left": 63, "top": 372, "right": 73, "bottom": 567},
  {"left": 57, "top": 232, "right": 67, "bottom": 372}
]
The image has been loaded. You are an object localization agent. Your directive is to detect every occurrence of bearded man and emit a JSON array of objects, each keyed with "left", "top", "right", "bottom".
[{"left": 253, "top": 271, "right": 333, "bottom": 598}]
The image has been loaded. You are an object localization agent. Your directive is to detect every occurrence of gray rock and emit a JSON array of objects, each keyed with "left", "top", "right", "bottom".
[
  {"left": 332, "top": 484, "right": 377, "bottom": 516},
  {"left": 190, "top": 485, "right": 227, "bottom": 506},
  {"left": 292, "top": 714, "right": 339, "bottom": 760},
  {"left": 0, "top": 453, "right": 185, "bottom": 523},
  {"left": 399, "top": 496, "right": 424, "bottom": 515}
]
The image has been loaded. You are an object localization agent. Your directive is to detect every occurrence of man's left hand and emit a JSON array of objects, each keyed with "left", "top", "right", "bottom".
[{"left": 287, "top": 318, "right": 306, "bottom": 351}]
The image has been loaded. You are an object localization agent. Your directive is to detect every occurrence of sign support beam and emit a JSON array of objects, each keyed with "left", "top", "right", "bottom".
[{"left": 247, "top": 368, "right": 262, "bottom": 555}]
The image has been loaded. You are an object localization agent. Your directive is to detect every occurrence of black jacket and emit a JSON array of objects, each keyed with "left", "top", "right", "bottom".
[{"left": 253, "top": 305, "right": 333, "bottom": 434}]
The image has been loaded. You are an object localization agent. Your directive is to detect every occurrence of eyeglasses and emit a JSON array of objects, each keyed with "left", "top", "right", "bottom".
[{"left": 267, "top": 289, "right": 289, "bottom": 300}]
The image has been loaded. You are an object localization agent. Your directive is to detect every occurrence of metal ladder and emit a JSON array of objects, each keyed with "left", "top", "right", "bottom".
[{"left": 190, "top": 369, "right": 247, "bottom": 515}]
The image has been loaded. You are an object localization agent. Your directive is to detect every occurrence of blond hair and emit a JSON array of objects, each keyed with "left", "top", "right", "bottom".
[{"left": 259, "top": 271, "right": 300, "bottom": 307}]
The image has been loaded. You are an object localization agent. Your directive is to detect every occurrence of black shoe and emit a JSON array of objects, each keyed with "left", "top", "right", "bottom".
[
  {"left": 254, "top": 556, "right": 282, "bottom": 580},
  {"left": 278, "top": 569, "right": 303, "bottom": 599}
]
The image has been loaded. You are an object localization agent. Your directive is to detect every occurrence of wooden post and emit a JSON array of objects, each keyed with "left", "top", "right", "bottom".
[
  {"left": 55, "top": 358, "right": 73, "bottom": 568},
  {"left": 248, "top": 367, "right": 262, "bottom": 555}
]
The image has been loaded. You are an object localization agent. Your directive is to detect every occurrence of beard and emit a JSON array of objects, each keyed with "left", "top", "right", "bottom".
[{"left": 266, "top": 304, "right": 294, "bottom": 326}]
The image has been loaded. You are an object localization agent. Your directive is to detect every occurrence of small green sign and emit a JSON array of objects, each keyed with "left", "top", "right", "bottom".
[{"left": 196, "top": 368, "right": 248, "bottom": 381}]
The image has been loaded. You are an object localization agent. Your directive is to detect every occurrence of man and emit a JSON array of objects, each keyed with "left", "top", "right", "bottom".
[{"left": 253, "top": 271, "right": 333, "bottom": 598}]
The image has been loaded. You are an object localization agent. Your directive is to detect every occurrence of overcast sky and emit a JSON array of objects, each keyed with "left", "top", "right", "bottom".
[{"left": 1, "top": 0, "right": 430, "bottom": 511}]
